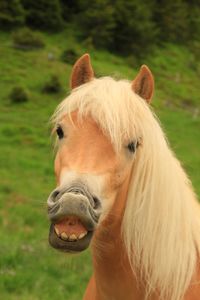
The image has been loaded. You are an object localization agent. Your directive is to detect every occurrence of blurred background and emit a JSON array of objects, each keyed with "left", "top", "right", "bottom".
[{"left": 0, "top": 1, "right": 200, "bottom": 299}]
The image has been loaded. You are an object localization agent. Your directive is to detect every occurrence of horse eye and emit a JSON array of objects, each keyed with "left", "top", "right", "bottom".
[
  {"left": 127, "top": 141, "right": 138, "bottom": 153},
  {"left": 56, "top": 126, "right": 64, "bottom": 139}
]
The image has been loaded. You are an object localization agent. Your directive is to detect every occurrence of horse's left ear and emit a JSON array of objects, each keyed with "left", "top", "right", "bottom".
[
  {"left": 132, "top": 65, "right": 154, "bottom": 104},
  {"left": 70, "top": 53, "right": 94, "bottom": 89}
]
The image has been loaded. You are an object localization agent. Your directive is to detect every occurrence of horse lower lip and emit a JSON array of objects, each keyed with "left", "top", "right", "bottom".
[{"left": 49, "top": 223, "right": 93, "bottom": 252}]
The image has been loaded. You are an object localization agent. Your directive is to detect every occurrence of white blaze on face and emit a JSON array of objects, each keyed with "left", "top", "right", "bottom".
[{"left": 59, "top": 169, "right": 115, "bottom": 220}]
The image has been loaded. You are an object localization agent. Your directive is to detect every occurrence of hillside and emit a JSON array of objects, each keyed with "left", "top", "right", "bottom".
[{"left": 0, "top": 30, "right": 200, "bottom": 300}]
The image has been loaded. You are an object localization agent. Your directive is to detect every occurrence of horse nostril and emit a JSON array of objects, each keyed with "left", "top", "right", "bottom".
[
  {"left": 93, "top": 196, "right": 101, "bottom": 209},
  {"left": 51, "top": 190, "right": 60, "bottom": 202}
]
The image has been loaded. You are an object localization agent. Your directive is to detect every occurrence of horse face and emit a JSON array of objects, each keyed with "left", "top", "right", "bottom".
[
  {"left": 47, "top": 111, "right": 134, "bottom": 253},
  {"left": 47, "top": 53, "right": 153, "bottom": 253}
]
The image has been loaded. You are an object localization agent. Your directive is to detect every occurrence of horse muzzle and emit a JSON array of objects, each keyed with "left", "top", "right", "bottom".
[{"left": 47, "top": 185, "right": 101, "bottom": 253}]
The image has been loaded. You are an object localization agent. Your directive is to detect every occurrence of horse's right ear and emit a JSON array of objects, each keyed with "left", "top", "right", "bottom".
[
  {"left": 70, "top": 54, "right": 94, "bottom": 89},
  {"left": 132, "top": 65, "right": 154, "bottom": 104}
]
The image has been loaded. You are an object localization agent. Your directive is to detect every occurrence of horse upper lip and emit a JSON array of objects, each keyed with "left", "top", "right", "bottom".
[
  {"left": 48, "top": 183, "right": 97, "bottom": 209},
  {"left": 48, "top": 192, "right": 101, "bottom": 231}
]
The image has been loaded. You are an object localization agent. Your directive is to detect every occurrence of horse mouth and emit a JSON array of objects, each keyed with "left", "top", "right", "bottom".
[
  {"left": 49, "top": 215, "right": 94, "bottom": 253},
  {"left": 47, "top": 186, "right": 102, "bottom": 253}
]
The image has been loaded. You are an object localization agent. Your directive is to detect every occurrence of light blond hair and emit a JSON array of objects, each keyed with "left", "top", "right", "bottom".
[{"left": 52, "top": 77, "right": 200, "bottom": 300}]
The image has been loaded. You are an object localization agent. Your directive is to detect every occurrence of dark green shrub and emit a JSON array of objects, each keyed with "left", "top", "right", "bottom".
[
  {"left": 189, "top": 4, "right": 200, "bottom": 42},
  {"left": 0, "top": 0, "right": 25, "bottom": 29},
  {"left": 22, "top": 0, "right": 63, "bottom": 31},
  {"left": 9, "top": 86, "right": 29, "bottom": 103},
  {"left": 60, "top": 0, "right": 81, "bottom": 21},
  {"left": 12, "top": 27, "right": 45, "bottom": 49},
  {"left": 113, "top": 0, "right": 158, "bottom": 56},
  {"left": 42, "top": 75, "right": 62, "bottom": 94},
  {"left": 60, "top": 48, "right": 79, "bottom": 64},
  {"left": 154, "top": 0, "right": 189, "bottom": 43},
  {"left": 78, "top": 0, "right": 115, "bottom": 48}
]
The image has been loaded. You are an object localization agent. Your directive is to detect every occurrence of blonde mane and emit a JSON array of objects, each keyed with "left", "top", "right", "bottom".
[{"left": 52, "top": 77, "right": 200, "bottom": 300}]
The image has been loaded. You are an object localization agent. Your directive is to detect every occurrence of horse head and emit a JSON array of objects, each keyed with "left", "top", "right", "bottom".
[{"left": 47, "top": 54, "right": 154, "bottom": 253}]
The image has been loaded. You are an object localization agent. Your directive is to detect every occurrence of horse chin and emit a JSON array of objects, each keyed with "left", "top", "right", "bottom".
[{"left": 49, "top": 223, "right": 94, "bottom": 253}]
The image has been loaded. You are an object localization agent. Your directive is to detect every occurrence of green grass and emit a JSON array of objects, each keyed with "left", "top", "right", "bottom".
[{"left": 0, "top": 29, "right": 200, "bottom": 299}]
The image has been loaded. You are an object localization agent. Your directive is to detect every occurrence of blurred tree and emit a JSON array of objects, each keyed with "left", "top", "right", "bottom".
[
  {"left": 113, "top": 0, "right": 158, "bottom": 56},
  {"left": 185, "top": 0, "right": 200, "bottom": 58},
  {"left": 22, "top": 0, "right": 63, "bottom": 31},
  {"left": 0, "top": 0, "right": 25, "bottom": 29},
  {"left": 78, "top": 0, "right": 116, "bottom": 48},
  {"left": 60, "top": 0, "right": 81, "bottom": 21},
  {"left": 187, "top": 0, "right": 200, "bottom": 42},
  {"left": 154, "top": 0, "right": 189, "bottom": 43}
]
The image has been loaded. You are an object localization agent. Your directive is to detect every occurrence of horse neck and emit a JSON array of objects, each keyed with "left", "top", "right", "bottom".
[{"left": 91, "top": 175, "right": 145, "bottom": 300}]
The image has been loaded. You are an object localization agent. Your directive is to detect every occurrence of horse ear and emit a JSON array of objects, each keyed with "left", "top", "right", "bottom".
[
  {"left": 70, "top": 53, "right": 94, "bottom": 89},
  {"left": 132, "top": 65, "right": 154, "bottom": 103}
]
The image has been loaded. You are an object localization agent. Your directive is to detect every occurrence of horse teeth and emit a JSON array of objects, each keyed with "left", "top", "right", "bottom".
[
  {"left": 54, "top": 227, "right": 60, "bottom": 236},
  {"left": 69, "top": 234, "right": 78, "bottom": 241},
  {"left": 61, "top": 232, "right": 68, "bottom": 240},
  {"left": 78, "top": 232, "right": 87, "bottom": 239}
]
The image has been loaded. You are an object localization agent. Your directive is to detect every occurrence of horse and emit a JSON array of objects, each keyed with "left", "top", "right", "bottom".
[{"left": 47, "top": 54, "right": 200, "bottom": 300}]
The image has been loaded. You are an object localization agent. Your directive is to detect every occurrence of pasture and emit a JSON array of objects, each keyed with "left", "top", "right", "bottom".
[{"left": 0, "top": 30, "right": 200, "bottom": 299}]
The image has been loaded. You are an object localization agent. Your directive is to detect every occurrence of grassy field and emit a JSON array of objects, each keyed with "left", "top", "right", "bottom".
[{"left": 0, "top": 29, "right": 200, "bottom": 300}]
